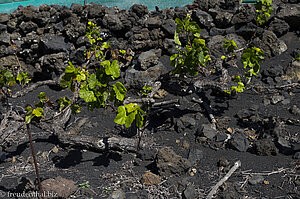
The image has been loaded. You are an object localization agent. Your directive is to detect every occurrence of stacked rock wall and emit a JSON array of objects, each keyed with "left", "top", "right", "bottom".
[{"left": 0, "top": 0, "right": 299, "bottom": 83}]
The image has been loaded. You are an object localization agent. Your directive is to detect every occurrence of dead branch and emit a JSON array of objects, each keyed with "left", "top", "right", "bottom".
[
  {"left": 152, "top": 99, "right": 179, "bottom": 107},
  {"left": 241, "top": 167, "right": 288, "bottom": 176},
  {"left": 124, "top": 97, "right": 155, "bottom": 104},
  {"left": 192, "top": 97, "right": 216, "bottom": 124},
  {"left": 193, "top": 79, "right": 230, "bottom": 93},
  {"left": 57, "top": 134, "right": 144, "bottom": 152},
  {"left": 207, "top": 160, "right": 241, "bottom": 199},
  {"left": 11, "top": 75, "right": 63, "bottom": 98},
  {"left": 248, "top": 83, "right": 300, "bottom": 92}
]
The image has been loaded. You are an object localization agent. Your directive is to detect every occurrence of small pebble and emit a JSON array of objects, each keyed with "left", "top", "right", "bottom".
[{"left": 249, "top": 175, "right": 265, "bottom": 185}]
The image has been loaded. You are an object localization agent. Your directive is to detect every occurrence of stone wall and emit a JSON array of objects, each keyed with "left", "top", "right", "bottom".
[{"left": 0, "top": 0, "right": 299, "bottom": 84}]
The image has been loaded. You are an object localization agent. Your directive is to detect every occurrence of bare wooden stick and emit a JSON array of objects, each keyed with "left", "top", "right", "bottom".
[
  {"left": 11, "top": 75, "right": 63, "bottom": 98},
  {"left": 57, "top": 134, "right": 146, "bottom": 152},
  {"left": 248, "top": 83, "right": 300, "bottom": 92},
  {"left": 192, "top": 97, "right": 216, "bottom": 124},
  {"left": 207, "top": 160, "right": 241, "bottom": 199},
  {"left": 241, "top": 167, "right": 288, "bottom": 176},
  {"left": 152, "top": 99, "right": 179, "bottom": 107},
  {"left": 124, "top": 97, "right": 155, "bottom": 104}
]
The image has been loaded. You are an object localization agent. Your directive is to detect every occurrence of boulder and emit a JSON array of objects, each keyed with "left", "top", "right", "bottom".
[
  {"left": 19, "top": 21, "right": 38, "bottom": 34},
  {"left": 0, "top": 45, "right": 15, "bottom": 57},
  {"left": 146, "top": 16, "right": 162, "bottom": 29},
  {"left": 196, "top": 124, "right": 217, "bottom": 140},
  {"left": 163, "top": 38, "right": 176, "bottom": 55},
  {"left": 129, "top": 4, "right": 149, "bottom": 17},
  {"left": 183, "top": 185, "right": 197, "bottom": 199},
  {"left": 174, "top": 7, "right": 189, "bottom": 19},
  {"left": 228, "top": 133, "right": 250, "bottom": 152},
  {"left": 231, "top": 4, "right": 256, "bottom": 24},
  {"left": 220, "top": 0, "right": 241, "bottom": 10},
  {"left": 235, "top": 22, "right": 263, "bottom": 40},
  {"left": 0, "top": 13, "right": 10, "bottom": 24},
  {"left": 268, "top": 18, "right": 290, "bottom": 37},
  {"left": 263, "top": 64, "right": 284, "bottom": 79},
  {"left": 254, "top": 30, "right": 288, "bottom": 57},
  {"left": 195, "top": 0, "right": 220, "bottom": 11},
  {"left": 192, "top": 10, "right": 213, "bottom": 29},
  {"left": 0, "top": 24, "right": 7, "bottom": 32},
  {"left": 39, "top": 35, "right": 72, "bottom": 54},
  {"left": 70, "top": 3, "right": 84, "bottom": 15},
  {"left": 290, "top": 105, "right": 300, "bottom": 116},
  {"left": 0, "top": 32, "right": 10, "bottom": 45},
  {"left": 284, "top": 60, "right": 300, "bottom": 81},
  {"left": 277, "top": 4, "right": 300, "bottom": 30},
  {"left": 128, "top": 28, "right": 153, "bottom": 50},
  {"left": 141, "top": 172, "right": 161, "bottom": 186},
  {"left": 175, "top": 115, "right": 196, "bottom": 133},
  {"left": 137, "top": 49, "right": 161, "bottom": 70},
  {"left": 39, "top": 52, "right": 68, "bottom": 73},
  {"left": 125, "top": 61, "right": 168, "bottom": 88},
  {"left": 41, "top": 176, "right": 77, "bottom": 199},
  {"left": 33, "top": 11, "right": 50, "bottom": 27},
  {"left": 254, "top": 139, "right": 278, "bottom": 156},
  {"left": 20, "top": 6, "right": 35, "bottom": 21},
  {"left": 64, "top": 22, "right": 86, "bottom": 42},
  {"left": 103, "top": 13, "right": 124, "bottom": 31},
  {"left": 207, "top": 35, "right": 227, "bottom": 57},
  {"left": 0, "top": 55, "right": 26, "bottom": 69},
  {"left": 187, "top": 148, "right": 204, "bottom": 165},
  {"left": 162, "top": 19, "right": 176, "bottom": 36},
  {"left": 207, "top": 34, "right": 246, "bottom": 57},
  {"left": 6, "top": 18, "right": 17, "bottom": 33},
  {"left": 214, "top": 12, "right": 233, "bottom": 28},
  {"left": 276, "top": 136, "right": 293, "bottom": 155},
  {"left": 85, "top": 4, "right": 107, "bottom": 19},
  {"left": 156, "top": 147, "right": 191, "bottom": 176},
  {"left": 108, "top": 189, "right": 125, "bottom": 199},
  {"left": 70, "top": 46, "right": 86, "bottom": 65}
]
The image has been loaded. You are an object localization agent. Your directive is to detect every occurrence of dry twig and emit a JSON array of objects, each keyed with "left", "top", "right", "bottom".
[{"left": 207, "top": 160, "right": 241, "bottom": 199}]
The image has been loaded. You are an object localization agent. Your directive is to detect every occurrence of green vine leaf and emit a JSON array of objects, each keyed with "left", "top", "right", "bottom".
[
  {"left": 79, "top": 86, "right": 97, "bottom": 102},
  {"left": 125, "top": 110, "right": 137, "bottom": 128},
  {"left": 65, "top": 62, "right": 76, "bottom": 73},
  {"left": 104, "top": 60, "right": 120, "bottom": 79},
  {"left": 114, "top": 106, "right": 126, "bottom": 125}
]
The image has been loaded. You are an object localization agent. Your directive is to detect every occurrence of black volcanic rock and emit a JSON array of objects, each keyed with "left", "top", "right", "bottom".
[{"left": 40, "top": 34, "right": 72, "bottom": 54}]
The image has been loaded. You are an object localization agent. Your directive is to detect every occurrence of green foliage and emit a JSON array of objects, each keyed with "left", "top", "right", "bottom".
[
  {"left": 16, "top": 72, "right": 31, "bottom": 86},
  {"left": 57, "top": 97, "right": 71, "bottom": 111},
  {"left": 114, "top": 103, "right": 146, "bottom": 128},
  {"left": 140, "top": 86, "right": 153, "bottom": 96},
  {"left": 295, "top": 53, "right": 300, "bottom": 61},
  {"left": 61, "top": 22, "right": 144, "bottom": 128},
  {"left": 255, "top": 0, "right": 273, "bottom": 26},
  {"left": 223, "top": 39, "right": 237, "bottom": 53},
  {"left": 86, "top": 21, "right": 102, "bottom": 46},
  {"left": 25, "top": 92, "right": 54, "bottom": 124},
  {"left": 85, "top": 21, "right": 111, "bottom": 60},
  {"left": 225, "top": 46, "right": 264, "bottom": 95},
  {"left": 79, "top": 181, "right": 90, "bottom": 189},
  {"left": 34, "top": 92, "right": 52, "bottom": 107},
  {"left": 25, "top": 106, "right": 44, "bottom": 124},
  {"left": 242, "top": 47, "right": 265, "bottom": 78},
  {"left": 225, "top": 76, "right": 245, "bottom": 94},
  {"left": 171, "top": 14, "right": 211, "bottom": 77},
  {"left": 0, "top": 69, "right": 15, "bottom": 87}
]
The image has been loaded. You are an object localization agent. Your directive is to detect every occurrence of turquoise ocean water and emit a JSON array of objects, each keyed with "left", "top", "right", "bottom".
[{"left": 0, "top": 0, "right": 194, "bottom": 13}]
